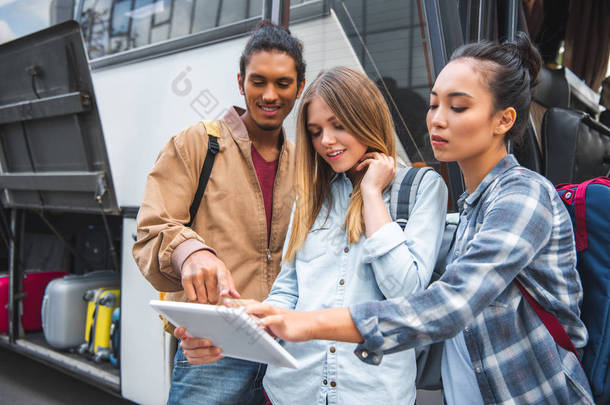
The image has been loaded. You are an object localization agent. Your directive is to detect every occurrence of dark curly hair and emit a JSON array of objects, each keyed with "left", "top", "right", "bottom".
[{"left": 239, "top": 20, "right": 306, "bottom": 88}]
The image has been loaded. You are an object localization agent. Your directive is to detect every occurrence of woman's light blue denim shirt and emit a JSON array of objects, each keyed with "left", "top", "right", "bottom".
[{"left": 263, "top": 168, "right": 448, "bottom": 405}]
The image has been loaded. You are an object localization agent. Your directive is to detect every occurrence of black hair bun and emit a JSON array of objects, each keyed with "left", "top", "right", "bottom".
[{"left": 513, "top": 32, "right": 542, "bottom": 88}]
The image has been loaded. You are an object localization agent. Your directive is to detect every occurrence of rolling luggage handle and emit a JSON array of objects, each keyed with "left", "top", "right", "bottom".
[{"left": 78, "top": 289, "right": 98, "bottom": 356}]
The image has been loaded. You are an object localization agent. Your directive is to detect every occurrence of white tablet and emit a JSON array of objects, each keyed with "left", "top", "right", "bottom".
[{"left": 149, "top": 300, "right": 299, "bottom": 369}]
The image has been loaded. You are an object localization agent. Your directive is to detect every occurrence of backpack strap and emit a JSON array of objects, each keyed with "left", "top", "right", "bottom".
[
  {"left": 391, "top": 165, "right": 443, "bottom": 391},
  {"left": 390, "top": 166, "right": 433, "bottom": 230},
  {"left": 186, "top": 121, "right": 220, "bottom": 228},
  {"left": 573, "top": 177, "right": 610, "bottom": 251},
  {"left": 514, "top": 279, "right": 580, "bottom": 361}
]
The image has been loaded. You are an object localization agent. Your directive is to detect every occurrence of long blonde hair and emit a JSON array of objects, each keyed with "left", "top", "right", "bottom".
[{"left": 284, "top": 66, "right": 397, "bottom": 262}]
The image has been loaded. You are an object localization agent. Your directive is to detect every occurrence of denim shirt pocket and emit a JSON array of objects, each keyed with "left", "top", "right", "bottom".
[{"left": 295, "top": 218, "right": 334, "bottom": 263}]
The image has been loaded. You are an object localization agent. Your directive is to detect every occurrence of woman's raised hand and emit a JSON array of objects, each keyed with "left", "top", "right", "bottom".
[{"left": 356, "top": 152, "right": 395, "bottom": 195}]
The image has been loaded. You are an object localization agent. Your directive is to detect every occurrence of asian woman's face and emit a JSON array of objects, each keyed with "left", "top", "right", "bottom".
[
  {"left": 426, "top": 59, "right": 506, "bottom": 164},
  {"left": 307, "top": 97, "right": 368, "bottom": 176}
]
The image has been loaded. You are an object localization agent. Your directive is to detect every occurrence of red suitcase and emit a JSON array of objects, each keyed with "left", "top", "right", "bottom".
[{"left": 1, "top": 271, "right": 67, "bottom": 333}]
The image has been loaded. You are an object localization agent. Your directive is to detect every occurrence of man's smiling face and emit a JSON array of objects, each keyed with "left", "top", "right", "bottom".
[{"left": 238, "top": 50, "right": 303, "bottom": 133}]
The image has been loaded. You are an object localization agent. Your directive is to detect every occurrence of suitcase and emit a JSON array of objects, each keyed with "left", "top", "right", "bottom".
[
  {"left": 109, "top": 307, "right": 120, "bottom": 368},
  {"left": 542, "top": 107, "right": 610, "bottom": 184},
  {"left": 41, "top": 270, "right": 119, "bottom": 349},
  {"left": 79, "top": 287, "right": 120, "bottom": 362},
  {"left": 1, "top": 271, "right": 67, "bottom": 334}
]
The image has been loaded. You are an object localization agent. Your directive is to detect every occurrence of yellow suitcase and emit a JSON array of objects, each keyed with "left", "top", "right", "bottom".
[
  {"left": 91, "top": 288, "right": 120, "bottom": 361},
  {"left": 78, "top": 287, "right": 120, "bottom": 362}
]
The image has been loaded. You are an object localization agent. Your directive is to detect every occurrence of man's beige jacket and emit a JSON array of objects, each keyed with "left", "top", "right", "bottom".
[{"left": 133, "top": 107, "right": 295, "bottom": 308}]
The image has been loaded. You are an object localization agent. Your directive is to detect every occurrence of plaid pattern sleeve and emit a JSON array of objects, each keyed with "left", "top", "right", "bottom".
[{"left": 349, "top": 155, "right": 594, "bottom": 404}]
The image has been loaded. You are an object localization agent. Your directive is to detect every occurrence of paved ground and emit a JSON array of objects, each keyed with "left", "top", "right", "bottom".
[
  {"left": 0, "top": 347, "right": 136, "bottom": 405},
  {"left": 0, "top": 345, "right": 443, "bottom": 405},
  {"left": 418, "top": 389, "right": 443, "bottom": 405}
]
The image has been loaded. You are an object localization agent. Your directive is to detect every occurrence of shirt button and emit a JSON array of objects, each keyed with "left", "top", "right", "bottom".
[
  {"left": 475, "top": 367, "right": 482, "bottom": 373},
  {"left": 361, "top": 350, "right": 368, "bottom": 358},
  {"left": 464, "top": 326, "right": 470, "bottom": 332},
  {"left": 339, "top": 279, "right": 345, "bottom": 286},
  {"left": 323, "top": 379, "right": 327, "bottom": 385},
  {"left": 330, "top": 346, "right": 336, "bottom": 353},
  {"left": 330, "top": 381, "right": 337, "bottom": 388},
  {"left": 344, "top": 247, "right": 349, "bottom": 253}
]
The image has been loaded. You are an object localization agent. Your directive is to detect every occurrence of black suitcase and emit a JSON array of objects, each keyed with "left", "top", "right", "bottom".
[{"left": 542, "top": 107, "right": 610, "bottom": 184}]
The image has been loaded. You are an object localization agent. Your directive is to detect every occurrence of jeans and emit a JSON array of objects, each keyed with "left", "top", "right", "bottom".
[{"left": 168, "top": 345, "right": 267, "bottom": 405}]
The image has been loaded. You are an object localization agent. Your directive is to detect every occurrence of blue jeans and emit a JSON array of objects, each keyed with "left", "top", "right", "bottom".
[{"left": 168, "top": 345, "right": 267, "bottom": 405}]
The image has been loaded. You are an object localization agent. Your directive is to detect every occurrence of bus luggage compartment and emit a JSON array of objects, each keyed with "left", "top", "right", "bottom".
[{"left": 41, "top": 271, "right": 119, "bottom": 350}]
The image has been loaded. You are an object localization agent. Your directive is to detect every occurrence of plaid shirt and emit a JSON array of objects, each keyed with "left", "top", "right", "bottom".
[{"left": 350, "top": 155, "right": 594, "bottom": 405}]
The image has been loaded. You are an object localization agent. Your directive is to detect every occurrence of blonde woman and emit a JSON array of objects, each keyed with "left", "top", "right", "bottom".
[
  {"left": 180, "top": 66, "right": 448, "bottom": 404},
  {"left": 254, "top": 66, "right": 446, "bottom": 405}
]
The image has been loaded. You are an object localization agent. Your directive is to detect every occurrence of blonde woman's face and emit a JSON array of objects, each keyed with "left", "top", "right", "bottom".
[{"left": 307, "top": 97, "right": 367, "bottom": 176}]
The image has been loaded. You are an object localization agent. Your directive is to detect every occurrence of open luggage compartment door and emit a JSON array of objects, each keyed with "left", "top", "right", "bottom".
[{"left": 0, "top": 20, "right": 119, "bottom": 214}]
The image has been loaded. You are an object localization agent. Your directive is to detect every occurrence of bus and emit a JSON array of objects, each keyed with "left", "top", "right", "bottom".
[{"left": 0, "top": 1, "right": 608, "bottom": 404}]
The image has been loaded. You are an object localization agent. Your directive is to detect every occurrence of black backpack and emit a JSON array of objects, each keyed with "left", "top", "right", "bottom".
[{"left": 389, "top": 165, "right": 458, "bottom": 391}]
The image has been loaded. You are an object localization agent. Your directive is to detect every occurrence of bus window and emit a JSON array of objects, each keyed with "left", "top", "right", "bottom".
[
  {"left": 0, "top": 0, "right": 72, "bottom": 44},
  {"left": 77, "top": 0, "right": 264, "bottom": 60},
  {"left": 332, "top": 0, "right": 470, "bottom": 211},
  {"left": 332, "top": 1, "right": 436, "bottom": 168}
]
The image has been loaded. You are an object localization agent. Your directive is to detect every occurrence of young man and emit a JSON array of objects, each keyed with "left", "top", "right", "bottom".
[{"left": 133, "top": 21, "right": 306, "bottom": 404}]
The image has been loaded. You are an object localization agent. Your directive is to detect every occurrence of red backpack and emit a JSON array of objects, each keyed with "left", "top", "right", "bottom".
[{"left": 516, "top": 177, "right": 610, "bottom": 404}]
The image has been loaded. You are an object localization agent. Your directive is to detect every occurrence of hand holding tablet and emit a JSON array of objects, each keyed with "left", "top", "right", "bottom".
[{"left": 149, "top": 300, "right": 299, "bottom": 368}]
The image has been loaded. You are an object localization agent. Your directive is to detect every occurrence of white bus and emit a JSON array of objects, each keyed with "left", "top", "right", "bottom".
[{"left": 0, "top": 1, "right": 607, "bottom": 404}]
